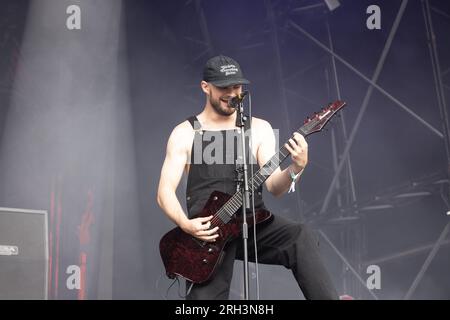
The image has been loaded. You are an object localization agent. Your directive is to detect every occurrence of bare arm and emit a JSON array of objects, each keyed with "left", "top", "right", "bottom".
[
  {"left": 156, "top": 124, "right": 190, "bottom": 228},
  {"left": 256, "top": 119, "right": 308, "bottom": 197},
  {"left": 156, "top": 122, "right": 218, "bottom": 242}
]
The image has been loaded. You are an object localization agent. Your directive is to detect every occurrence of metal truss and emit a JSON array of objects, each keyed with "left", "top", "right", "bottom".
[
  {"left": 182, "top": 0, "right": 450, "bottom": 299},
  {"left": 270, "top": 0, "right": 450, "bottom": 299}
]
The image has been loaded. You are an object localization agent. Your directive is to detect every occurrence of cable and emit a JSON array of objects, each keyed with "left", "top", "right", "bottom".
[
  {"left": 181, "top": 280, "right": 194, "bottom": 298},
  {"left": 248, "top": 91, "right": 261, "bottom": 300},
  {"left": 156, "top": 273, "right": 195, "bottom": 300},
  {"left": 155, "top": 273, "right": 177, "bottom": 300}
]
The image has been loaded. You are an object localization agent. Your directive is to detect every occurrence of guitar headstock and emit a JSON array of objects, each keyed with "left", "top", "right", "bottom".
[{"left": 301, "top": 100, "right": 347, "bottom": 136}]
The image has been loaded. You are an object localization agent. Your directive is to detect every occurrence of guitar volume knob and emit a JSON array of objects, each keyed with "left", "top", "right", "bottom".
[{"left": 202, "top": 259, "right": 208, "bottom": 264}]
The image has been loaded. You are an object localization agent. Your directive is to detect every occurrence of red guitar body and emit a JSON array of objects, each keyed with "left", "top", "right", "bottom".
[{"left": 159, "top": 190, "right": 272, "bottom": 284}]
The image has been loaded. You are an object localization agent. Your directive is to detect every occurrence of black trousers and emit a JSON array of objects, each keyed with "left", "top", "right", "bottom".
[{"left": 186, "top": 214, "right": 339, "bottom": 300}]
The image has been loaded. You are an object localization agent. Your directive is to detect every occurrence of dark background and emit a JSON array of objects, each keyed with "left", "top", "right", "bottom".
[{"left": 0, "top": 0, "right": 449, "bottom": 299}]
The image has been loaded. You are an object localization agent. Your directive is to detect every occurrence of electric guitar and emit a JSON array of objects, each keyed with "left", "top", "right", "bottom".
[{"left": 159, "top": 100, "right": 347, "bottom": 284}]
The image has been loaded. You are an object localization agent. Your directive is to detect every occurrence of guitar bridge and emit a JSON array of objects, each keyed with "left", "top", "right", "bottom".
[{"left": 191, "top": 236, "right": 206, "bottom": 248}]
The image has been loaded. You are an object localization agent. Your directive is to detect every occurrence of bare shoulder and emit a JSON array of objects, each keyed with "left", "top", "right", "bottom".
[
  {"left": 251, "top": 117, "right": 277, "bottom": 163},
  {"left": 251, "top": 117, "right": 274, "bottom": 135},
  {"left": 167, "top": 120, "right": 195, "bottom": 151},
  {"left": 171, "top": 120, "right": 194, "bottom": 136}
]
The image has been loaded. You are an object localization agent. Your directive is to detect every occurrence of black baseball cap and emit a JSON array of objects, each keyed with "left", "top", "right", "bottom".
[{"left": 202, "top": 55, "right": 250, "bottom": 88}]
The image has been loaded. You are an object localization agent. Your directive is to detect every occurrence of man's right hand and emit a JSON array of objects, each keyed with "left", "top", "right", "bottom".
[{"left": 181, "top": 215, "right": 219, "bottom": 242}]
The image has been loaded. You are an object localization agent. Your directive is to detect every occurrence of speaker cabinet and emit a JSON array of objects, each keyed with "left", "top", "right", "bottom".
[{"left": 0, "top": 207, "right": 48, "bottom": 299}]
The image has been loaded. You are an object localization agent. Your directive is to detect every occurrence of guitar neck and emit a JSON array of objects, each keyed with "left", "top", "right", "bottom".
[
  {"left": 209, "top": 100, "right": 346, "bottom": 226},
  {"left": 215, "top": 126, "right": 311, "bottom": 225}
]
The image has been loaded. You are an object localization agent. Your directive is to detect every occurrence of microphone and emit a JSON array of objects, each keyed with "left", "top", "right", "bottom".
[{"left": 227, "top": 90, "right": 249, "bottom": 108}]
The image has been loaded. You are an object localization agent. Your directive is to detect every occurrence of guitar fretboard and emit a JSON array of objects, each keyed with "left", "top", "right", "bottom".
[{"left": 212, "top": 126, "right": 311, "bottom": 226}]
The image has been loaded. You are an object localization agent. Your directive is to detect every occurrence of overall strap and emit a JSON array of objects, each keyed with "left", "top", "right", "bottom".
[
  {"left": 187, "top": 116, "right": 201, "bottom": 130},
  {"left": 187, "top": 115, "right": 250, "bottom": 131}
]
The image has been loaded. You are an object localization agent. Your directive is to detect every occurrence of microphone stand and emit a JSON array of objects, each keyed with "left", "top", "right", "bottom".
[{"left": 235, "top": 98, "right": 250, "bottom": 300}]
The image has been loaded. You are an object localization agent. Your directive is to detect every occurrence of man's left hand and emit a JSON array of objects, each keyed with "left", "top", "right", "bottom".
[{"left": 284, "top": 132, "right": 308, "bottom": 173}]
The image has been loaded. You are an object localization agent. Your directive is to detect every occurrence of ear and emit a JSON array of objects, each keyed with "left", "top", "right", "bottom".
[{"left": 200, "top": 81, "right": 210, "bottom": 95}]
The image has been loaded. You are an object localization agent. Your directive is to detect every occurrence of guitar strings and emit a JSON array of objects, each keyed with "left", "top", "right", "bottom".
[
  {"left": 209, "top": 168, "right": 270, "bottom": 227},
  {"left": 209, "top": 179, "right": 258, "bottom": 227},
  {"left": 209, "top": 113, "right": 321, "bottom": 227}
]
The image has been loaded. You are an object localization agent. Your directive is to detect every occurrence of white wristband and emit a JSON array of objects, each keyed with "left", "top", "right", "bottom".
[{"left": 288, "top": 167, "right": 304, "bottom": 193}]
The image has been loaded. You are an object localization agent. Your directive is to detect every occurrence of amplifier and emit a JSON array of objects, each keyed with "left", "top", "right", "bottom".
[{"left": 0, "top": 207, "right": 48, "bottom": 299}]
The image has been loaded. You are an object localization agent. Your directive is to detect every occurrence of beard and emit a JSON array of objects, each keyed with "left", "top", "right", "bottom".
[{"left": 210, "top": 94, "right": 236, "bottom": 117}]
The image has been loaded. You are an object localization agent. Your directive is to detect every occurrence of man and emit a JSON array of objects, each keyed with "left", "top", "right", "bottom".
[{"left": 157, "top": 55, "right": 338, "bottom": 300}]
